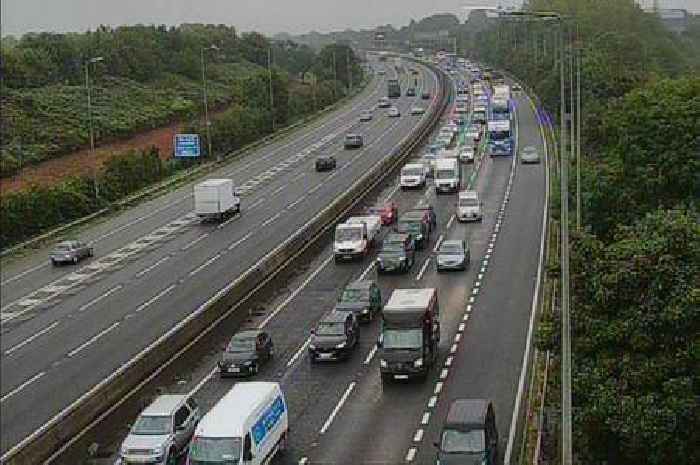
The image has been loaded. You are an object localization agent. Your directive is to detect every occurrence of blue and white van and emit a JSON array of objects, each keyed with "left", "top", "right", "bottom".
[{"left": 186, "top": 382, "right": 288, "bottom": 465}]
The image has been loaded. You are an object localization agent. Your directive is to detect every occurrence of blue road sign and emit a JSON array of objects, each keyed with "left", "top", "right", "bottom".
[{"left": 174, "top": 134, "right": 201, "bottom": 158}]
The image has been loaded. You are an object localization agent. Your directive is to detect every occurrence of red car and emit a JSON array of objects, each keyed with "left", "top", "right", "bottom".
[{"left": 366, "top": 201, "right": 398, "bottom": 225}]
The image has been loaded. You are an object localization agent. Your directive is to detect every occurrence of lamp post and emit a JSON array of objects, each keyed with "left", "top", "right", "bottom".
[
  {"left": 85, "top": 56, "right": 103, "bottom": 200},
  {"left": 201, "top": 45, "right": 219, "bottom": 161}
]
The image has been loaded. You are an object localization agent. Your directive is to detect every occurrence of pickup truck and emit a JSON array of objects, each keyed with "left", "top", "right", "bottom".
[{"left": 334, "top": 215, "right": 382, "bottom": 261}]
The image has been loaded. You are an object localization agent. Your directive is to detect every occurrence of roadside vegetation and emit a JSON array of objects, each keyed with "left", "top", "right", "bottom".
[
  {"left": 463, "top": 1, "right": 699, "bottom": 464},
  {"left": 0, "top": 25, "right": 362, "bottom": 248}
]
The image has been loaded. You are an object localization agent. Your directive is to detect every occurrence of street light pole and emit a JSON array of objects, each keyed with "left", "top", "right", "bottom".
[
  {"left": 201, "top": 45, "right": 218, "bottom": 162},
  {"left": 85, "top": 56, "right": 103, "bottom": 200},
  {"left": 576, "top": 25, "right": 582, "bottom": 231}
]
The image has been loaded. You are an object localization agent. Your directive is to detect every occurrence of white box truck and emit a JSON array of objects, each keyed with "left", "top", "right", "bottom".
[
  {"left": 434, "top": 158, "right": 460, "bottom": 194},
  {"left": 334, "top": 215, "right": 381, "bottom": 261},
  {"left": 194, "top": 179, "right": 241, "bottom": 222},
  {"left": 186, "top": 382, "right": 288, "bottom": 465},
  {"left": 400, "top": 163, "right": 428, "bottom": 189}
]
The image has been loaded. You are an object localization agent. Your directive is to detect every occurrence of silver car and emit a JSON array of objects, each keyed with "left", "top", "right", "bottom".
[
  {"left": 49, "top": 240, "right": 93, "bottom": 266},
  {"left": 520, "top": 145, "right": 541, "bottom": 164},
  {"left": 436, "top": 240, "right": 470, "bottom": 271},
  {"left": 119, "top": 395, "right": 200, "bottom": 465}
]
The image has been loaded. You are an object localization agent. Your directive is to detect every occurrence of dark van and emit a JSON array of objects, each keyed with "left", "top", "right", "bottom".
[{"left": 435, "top": 399, "right": 499, "bottom": 465}]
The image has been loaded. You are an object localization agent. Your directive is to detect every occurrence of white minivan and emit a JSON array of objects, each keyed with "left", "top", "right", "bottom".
[
  {"left": 186, "top": 382, "right": 288, "bottom": 465},
  {"left": 434, "top": 159, "right": 460, "bottom": 194},
  {"left": 400, "top": 163, "right": 428, "bottom": 189},
  {"left": 457, "top": 190, "right": 483, "bottom": 222}
]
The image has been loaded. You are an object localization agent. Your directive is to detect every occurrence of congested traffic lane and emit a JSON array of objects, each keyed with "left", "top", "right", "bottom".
[{"left": 0, "top": 64, "right": 440, "bottom": 454}]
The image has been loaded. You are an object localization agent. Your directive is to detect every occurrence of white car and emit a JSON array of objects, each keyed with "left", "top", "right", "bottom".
[
  {"left": 459, "top": 146, "right": 475, "bottom": 163},
  {"left": 410, "top": 106, "right": 425, "bottom": 115},
  {"left": 388, "top": 107, "right": 401, "bottom": 117}
]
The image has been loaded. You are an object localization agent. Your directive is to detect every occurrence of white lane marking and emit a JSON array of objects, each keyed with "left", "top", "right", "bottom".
[
  {"left": 440, "top": 368, "right": 449, "bottom": 380},
  {"left": 67, "top": 321, "right": 120, "bottom": 358},
  {"left": 189, "top": 366, "right": 219, "bottom": 398},
  {"left": 136, "top": 256, "right": 170, "bottom": 278},
  {"left": 188, "top": 254, "right": 222, "bottom": 277},
  {"left": 416, "top": 258, "right": 431, "bottom": 281},
  {"left": 454, "top": 333, "right": 462, "bottom": 343},
  {"left": 270, "top": 185, "right": 287, "bottom": 196},
  {"left": 472, "top": 288, "right": 479, "bottom": 295},
  {"left": 182, "top": 234, "right": 209, "bottom": 251},
  {"left": 359, "top": 261, "right": 376, "bottom": 281},
  {"left": 135, "top": 284, "right": 176, "bottom": 313},
  {"left": 320, "top": 381, "right": 356, "bottom": 434},
  {"left": 445, "top": 356, "right": 454, "bottom": 367},
  {"left": 478, "top": 273, "right": 484, "bottom": 280},
  {"left": 446, "top": 214, "right": 456, "bottom": 229},
  {"left": 287, "top": 336, "right": 312, "bottom": 367},
  {"left": 450, "top": 343, "right": 458, "bottom": 354},
  {"left": 432, "top": 235, "right": 444, "bottom": 253},
  {"left": 428, "top": 396, "right": 438, "bottom": 408},
  {"left": 287, "top": 195, "right": 307, "bottom": 209},
  {"left": 468, "top": 296, "right": 475, "bottom": 304},
  {"left": 384, "top": 182, "right": 401, "bottom": 201},
  {"left": 217, "top": 214, "right": 240, "bottom": 229},
  {"left": 458, "top": 323, "right": 466, "bottom": 332},
  {"left": 405, "top": 447, "right": 417, "bottom": 462},
  {"left": 363, "top": 344, "right": 378, "bottom": 365},
  {"left": 463, "top": 314, "right": 470, "bottom": 322},
  {"left": 248, "top": 198, "right": 266, "bottom": 210},
  {"left": 228, "top": 232, "right": 253, "bottom": 250},
  {"left": 308, "top": 183, "right": 322, "bottom": 195},
  {"left": 78, "top": 285, "right": 123, "bottom": 312},
  {"left": 413, "top": 429, "right": 424, "bottom": 443},
  {"left": 257, "top": 255, "right": 334, "bottom": 329},
  {"left": 421, "top": 412, "right": 431, "bottom": 425},
  {"left": 0, "top": 371, "right": 46, "bottom": 403},
  {"left": 299, "top": 458, "right": 308, "bottom": 465},
  {"left": 466, "top": 304, "right": 472, "bottom": 313},
  {"left": 260, "top": 212, "right": 282, "bottom": 228},
  {"left": 4, "top": 321, "right": 60, "bottom": 355}
]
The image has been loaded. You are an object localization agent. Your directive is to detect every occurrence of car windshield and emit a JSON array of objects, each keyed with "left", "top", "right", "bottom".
[
  {"left": 336, "top": 228, "right": 362, "bottom": 242},
  {"left": 398, "top": 221, "right": 420, "bottom": 233},
  {"left": 340, "top": 288, "right": 369, "bottom": 302},
  {"left": 440, "top": 244, "right": 464, "bottom": 254},
  {"left": 436, "top": 169, "right": 455, "bottom": 179},
  {"left": 226, "top": 337, "right": 255, "bottom": 353},
  {"left": 189, "top": 437, "right": 242, "bottom": 465},
  {"left": 316, "top": 322, "right": 345, "bottom": 336},
  {"left": 383, "top": 329, "right": 422, "bottom": 350},
  {"left": 402, "top": 168, "right": 423, "bottom": 176},
  {"left": 440, "top": 429, "right": 485, "bottom": 454},
  {"left": 131, "top": 415, "right": 171, "bottom": 435},
  {"left": 459, "top": 198, "right": 479, "bottom": 207},
  {"left": 54, "top": 244, "right": 72, "bottom": 251},
  {"left": 381, "top": 242, "right": 404, "bottom": 252}
]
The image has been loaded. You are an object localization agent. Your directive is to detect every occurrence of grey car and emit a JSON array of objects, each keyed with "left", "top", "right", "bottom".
[
  {"left": 119, "top": 394, "right": 200, "bottom": 465},
  {"left": 436, "top": 240, "right": 470, "bottom": 271},
  {"left": 219, "top": 330, "right": 274, "bottom": 377},
  {"left": 50, "top": 240, "right": 93, "bottom": 266},
  {"left": 309, "top": 311, "right": 359, "bottom": 362},
  {"left": 520, "top": 146, "right": 541, "bottom": 164}
]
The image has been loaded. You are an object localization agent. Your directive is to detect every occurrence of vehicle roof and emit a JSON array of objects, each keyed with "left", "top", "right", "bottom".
[
  {"left": 142, "top": 394, "right": 188, "bottom": 416},
  {"left": 346, "top": 280, "right": 373, "bottom": 290},
  {"left": 384, "top": 232, "right": 410, "bottom": 242},
  {"left": 232, "top": 330, "right": 262, "bottom": 340},
  {"left": 401, "top": 211, "right": 426, "bottom": 220},
  {"left": 413, "top": 200, "right": 432, "bottom": 210},
  {"left": 385, "top": 288, "right": 436, "bottom": 310},
  {"left": 403, "top": 163, "right": 425, "bottom": 169},
  {"left": 320, "top": 310, "right": 351, "bottom": 323},
  {"left": 441, "top": 240, "right": 464, "bottom": 248},
  {"left": 435, "top": 158, "right": 458, "bottom": 167},
  {"left": 199, "top": 178, "right": 231, "bottom": 187},
  {"left": 445, "top": 399, "right": 489, "bottom": 430},
  {"left": 459, "top": 190, "right": 479, "bottom": 199},
  {"left": 56, "top": 240, "right": 79, "bottom": 246},
  {"left": 346, "top": 133, "right": 361, "bottom": 138},
  {"left": 195, "top": 383, "right": 280, "bottom": 438}
]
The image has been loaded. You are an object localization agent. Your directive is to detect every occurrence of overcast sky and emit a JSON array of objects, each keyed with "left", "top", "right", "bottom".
[{"left": 2, "top": 0, "right": 699, "bottom": 37}]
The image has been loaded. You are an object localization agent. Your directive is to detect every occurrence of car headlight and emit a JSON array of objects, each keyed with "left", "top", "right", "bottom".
[
  {"left": 361, "top": 308, "right": 369, "bottom": 314},
  {"left": 309, "top": 344, "right": 316, "bottom": 350},
  {"left": 413, "top": 358, "right": 424, "bottom": 368},
  {"left": 380, "top": 359, "right": 388, "bottom": 368},
  {"left": 336, "top": 342, "right": 347, "bottom": 349}
]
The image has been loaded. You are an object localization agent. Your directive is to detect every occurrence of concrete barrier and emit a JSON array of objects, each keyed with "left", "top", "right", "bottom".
[{"left": 1, "top": 62, "right": 449, "bottom": 465}]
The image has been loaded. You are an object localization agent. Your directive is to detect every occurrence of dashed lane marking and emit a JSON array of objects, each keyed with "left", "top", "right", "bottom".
[{"left": 4, "top": 321, "right": 60, "bottom": 356}]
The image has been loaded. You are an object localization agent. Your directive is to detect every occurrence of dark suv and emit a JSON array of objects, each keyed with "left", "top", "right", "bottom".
[
  {"left": 309, "top": 311, "right": 359, "bottom": 362},
  {"left": 410, "top": 201, "right": 437, "bottom": 232},
  {"left": 218, "top": 330, "right": 274, "bottom": 377},
  {"left": 396, "top": 212, "right": 431, "bottom": 249},
  {"left": 435, "top": 399, "right": 499, "bottom": 465},
  {"left": 377, "top": 233, "right": 416, "bottom": 273},
  {"left": 344, "top": 133, "right": 364, "bottom": 149},
  {"left": 336, "top": 280, "right": 383, "bottom": 323}
]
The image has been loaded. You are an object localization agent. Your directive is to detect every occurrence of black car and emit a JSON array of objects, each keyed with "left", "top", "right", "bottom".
[
  {"left": 315, "top": 156, "right": 336, "bottom": 171},
  {"left": 218, "top": 330, "right": 273, "bottom": 377},
  {"left": 377, "top": 233, "right": 416, "bottom": 274},
  {"left": 396, "top": 211, "right": 431, "bottom": 250},
  {"left": 421, "top": 92, "right": 431, "bottom": 100},
  {"left": 344, "top": 133, "right": 364, "bottom": 149},
  {"left": 309, "top": 311, "right": 359, "bottom": 362},
  {"left": 406, "top": 87, "right": 416, "bottom": 97},
  {"left": 336, "top": 280, "right": 383, "bottom": 323},
  {"left": 435, "top": 399, "right": 499, "bottom": 465},
  {"left": 410, "top": 200, "right": 437, "bottom": 232}
]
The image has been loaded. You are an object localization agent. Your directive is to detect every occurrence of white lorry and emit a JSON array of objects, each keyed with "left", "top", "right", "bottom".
[
  {"left": 434, "top": 158, "right": 460, "bottom": 194},
  {"left": 400, "top": 163, "right": 428, "bottom": 189},
  {"left": 186, "top": 382, "right": 288, "bottom": 465},
  {"left": 194, "top": 179, "right": 240, "bottom": 222},
  {"left": 334, "top": 215, "right": 382, "bottom": 261}
]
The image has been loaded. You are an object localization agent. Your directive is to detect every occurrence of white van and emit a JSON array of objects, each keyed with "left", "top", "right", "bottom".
[
  {"left": 400, "top": 163, "right": 428, "bottom": 189},
  {"left": 457, "top": 190, "right": 483, "bottom": 222},
  {"left": 186, "top": 382, "right": 288, "bottom": 465},
  {"left": 434, "top": 159, "right": 460, "bottom": 194}
]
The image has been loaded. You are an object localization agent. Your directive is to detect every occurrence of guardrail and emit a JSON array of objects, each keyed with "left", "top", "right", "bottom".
[{"left": 1, "top": 61, "right": 450, "bottom": 465}]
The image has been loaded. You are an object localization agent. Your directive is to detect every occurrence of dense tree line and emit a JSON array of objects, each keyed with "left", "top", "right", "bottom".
[{"left": 462, "top": 2, "right": 698, "bottom": 464}]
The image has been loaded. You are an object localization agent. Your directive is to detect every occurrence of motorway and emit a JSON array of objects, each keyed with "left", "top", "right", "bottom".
[
  {"left": 94, "top": 64, "right": 548, "bottom": 465},
  {"left": 0, "top": 61, "right": 441, "bottom": 454}
]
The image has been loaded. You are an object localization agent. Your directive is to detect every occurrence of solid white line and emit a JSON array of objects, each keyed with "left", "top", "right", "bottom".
[
  {"left": 405, "top": 447, "right": 417, "bottom": 462},
  {"left": 257, "top": 254, "right": 334, "bottom": 329},
  {"left": 67, "top": 322, "right": 120, "bottom": 358},
  {"left": 432, "top": 235, "right": 444, "bottom": 253},
  {"left": 136, "top": 256, "right": 170, "bottom": 277},
  {"left": 421, "top": 412, "right": 431, "bottom": 425},
  {"left": 182, "top": 234, "right": 208, "bottom": 251},
  {"left": 413, "top": 429, "right": 424, "bottom": 442},
  {"left": 363, "top": 344, "right": 378, "bottom": 365},
  {"left": 0, "top": 371, "right": 45, "bottom": 403},
  {"left": 189, "top": 254, "right": 222, "bottom": 277},
  {"left": 135, "top": 284, "right": 176, "bottom": 313},
  {"left": 320, "top": 381, "right": 356, "bottom": 434},
  {"left": 228, "top": 232, "right": 253, "bottom": 250},
  {"left": 416, "top": 258, "right": 431, "bottom": 281},
  {"left": 78, "top": 285, "right": 123, "bottom": 312},
  {"left": 4, "top": 321, "right": 60, "bottom": 355},
  {"left": 260, "top": 212, "right": 282, "bottom": 228},
  {"left": 287, "top": 336, "right": 312, "bottom": 367},
  {"left": 428, "top": 396, "right": 438, "bottom": 408}
]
